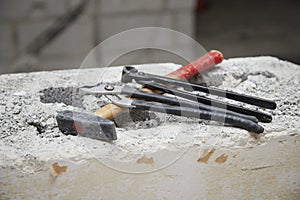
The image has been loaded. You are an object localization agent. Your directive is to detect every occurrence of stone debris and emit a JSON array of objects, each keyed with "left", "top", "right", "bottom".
[{"left": 40, "top": 87, "right": 84, "bottom": 107}]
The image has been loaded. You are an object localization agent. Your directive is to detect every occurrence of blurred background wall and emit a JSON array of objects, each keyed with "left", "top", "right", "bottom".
[{"left": 0, "top": 0, "right": 299, "bottom": 74}]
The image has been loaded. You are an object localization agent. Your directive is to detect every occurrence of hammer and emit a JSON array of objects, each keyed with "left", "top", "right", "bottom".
[{"left": 56, "top": 50, "right": 223, "bottom": 141}]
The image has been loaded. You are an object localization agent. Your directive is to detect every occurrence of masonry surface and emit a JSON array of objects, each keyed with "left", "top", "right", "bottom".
[{"left": 0, "top": 57, "right": 299, "bottom": 199}]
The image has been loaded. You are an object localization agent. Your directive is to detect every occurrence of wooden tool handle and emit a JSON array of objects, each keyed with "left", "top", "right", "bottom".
[{"left": 95, "top": 50, "right": 223, "bottom": 120}]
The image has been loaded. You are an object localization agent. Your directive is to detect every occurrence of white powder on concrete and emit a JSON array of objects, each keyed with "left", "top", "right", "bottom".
[{"left": 0, "top": 57, "right": 299, "bottom": 173}]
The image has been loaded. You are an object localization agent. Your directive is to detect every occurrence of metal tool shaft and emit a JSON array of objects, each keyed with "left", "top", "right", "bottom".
[
  {"left": 140, "top": 81, "right": 272, "bottom": 123},
  {"left": 120, "top": 85, "right": 259, "bottom": 122}
]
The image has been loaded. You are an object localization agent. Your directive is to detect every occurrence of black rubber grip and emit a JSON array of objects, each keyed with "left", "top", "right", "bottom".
[
  {"left": 121, "top": 85, "right": 259, "bottom": 123},
  {"left": 121, "top": 68, "right": 276, "bottom": 109},
  {"left": 131, "top": 100, "right": 264, "bottom": 133},
  {"left": 141, "top": 81, "right": 272, "bottom": 123}
]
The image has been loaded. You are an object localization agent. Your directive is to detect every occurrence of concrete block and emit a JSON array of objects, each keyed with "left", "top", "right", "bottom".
[
  {"left": 105, "top": 48, "right": 191, "bottom": 67},
  {"left": 0, "top": 0, "right": 65, "bottom": 20},
  {"left": 94, "top": 24, "right": 196, "bottom": 68},
  {"left": 173, "top": 11, "right": 195, "bottom": 37},
  {"left": 99, "top": 0, "right": 163, "bottom": 14},
  {"left": 17, "top": 20, "right": 53, "bottom": 51},
  {"left": 98, "top": 13, "right": 172, "bottom": 41},
  {"left": 0, "top": 57, "right": 299, "bottom": 199},
  {"left": 98, "top": 43, "right": 203, "bottom": 68},
  {"left": 66, "top": 0, "right": 97, "bottom": 17},
  {"left": 167, "top": 0, "right": 195, "bottom": 10},
  {"left": 0, "top": 24, "right": 15, "bottom": 61},
  {"left": 38, "top": 54, "right": 86, "bottom": 70},
  {"left": 97, "top": 48, "right": 154, "bottom": 67},
  {"left": 41, "top": 17, "right": 94, "bottom": 57},
  {"left": 17, "top": 17, "right": 94, "bottom": 57},
  {"left": 95, "top": 21, "right": 198, "bottom": 67}
]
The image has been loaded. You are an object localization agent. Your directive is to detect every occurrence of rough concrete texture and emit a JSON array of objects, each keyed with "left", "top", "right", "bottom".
[{"left": 0, "top": 57, "right": 299, "bottom": 199}]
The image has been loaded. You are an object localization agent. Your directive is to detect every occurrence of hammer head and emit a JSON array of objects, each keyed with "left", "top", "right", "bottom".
[{"left": 56, "top": 110, "right": 117, "bottom": 141}]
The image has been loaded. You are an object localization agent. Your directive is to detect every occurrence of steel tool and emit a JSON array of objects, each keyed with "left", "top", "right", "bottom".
[
  {"left": 56, "top": 63, "right": 276, "bottom": 140},
  {"left": 121, "top": 66, "right": 276, "bottom": 123},
  {"left": 81, "top": 64, "right": 277, "bottom": 133},
  {"left": 94, "top": 50, "right": 224, "bottom": 120},
  {"left": 81, "top": 83, "right": 265, "bottom": 133},
  {"left": 56, "top": 51, "right": 224, "bottom": 141},
  {"left": 81, "top": 84, "right": 258, "bottom": 122}
]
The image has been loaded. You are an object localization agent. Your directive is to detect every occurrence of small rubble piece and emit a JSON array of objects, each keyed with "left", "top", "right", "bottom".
[{"left": 26, "top": 115, "right": 47, "bottom": 134}]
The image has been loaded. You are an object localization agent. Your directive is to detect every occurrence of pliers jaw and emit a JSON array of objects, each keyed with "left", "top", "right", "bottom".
[
  {"left": 121, "top": 66, "right": 150, "bottom": 84},
  {"left": 105, "top": 95, "right": 134, "bottom": 108},
  {"left": 121, "top": 66, "right": 138, "bottom": 83},
  {"left": 80, "top": 83, "right": 137, "bottom": 108},
  {"left": 80, "top": 84, "right": 124, "bottom": 95}
]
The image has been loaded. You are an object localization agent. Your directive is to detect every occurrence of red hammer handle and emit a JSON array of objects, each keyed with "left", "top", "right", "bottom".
[{"left": 166, "top": 50, "right": 223, "bottom": 80}]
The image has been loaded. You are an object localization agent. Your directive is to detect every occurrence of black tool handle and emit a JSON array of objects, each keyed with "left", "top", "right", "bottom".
[
  {"left": 131, "top": 100, "right": 264, "bottom": 133},
  {"left": 120, "top": 85, "right": 258, "bottom": 122},
  {"left": 141, "top": 81, "right": 272, "bottom": 123},
  {"left": 122, "top": 68, "right": 276, "bottom": 109},
  {"left": 160, "top": 77, "right": 277, "bottom": 110}
]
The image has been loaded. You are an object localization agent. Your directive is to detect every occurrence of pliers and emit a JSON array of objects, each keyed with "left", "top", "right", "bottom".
[
  {"left": 80, "top": 66, "right": 276, "bottom": 133},
  {"left": 121, "top": 66, "right": 276, "bottom": 123}
]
